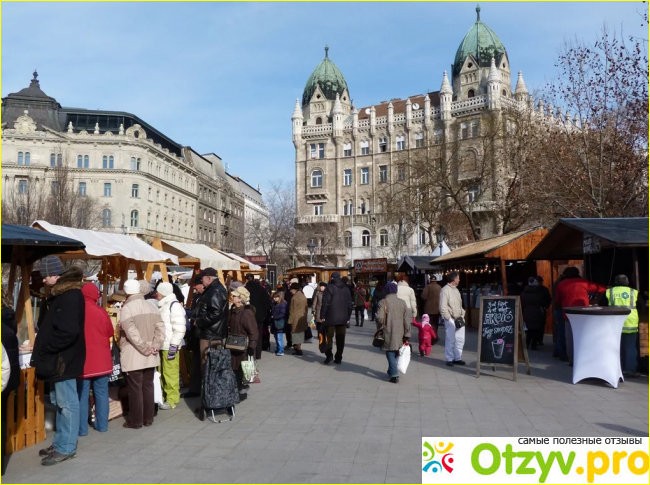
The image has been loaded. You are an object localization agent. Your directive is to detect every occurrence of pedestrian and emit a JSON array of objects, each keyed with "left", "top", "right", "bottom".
[
  {"left": 32, "top": 258, "right": 85, "bottom": 465},
  {"left": 229, "top": 286, "right": 259, "bottom": 398},
  {"left": 155, "top": 282, "right": 186, "bottom": 410},
  {"left": 555, "top": 266, "right": 607, "bottom": 365},
  {"left": 320, "top": 272, "right": 354, "bottom": 364},
  {"left": 371, "top": 281, "right": 387, "bottom": 322},
  {"left": 312, "top": 282, "right": 327, "bottom": 333},
  {"left": 376, "top": 282, "right": 411, "bottom": 383},
  {"left": 439, "top": 271, "right": 466, "bottom": 367},
  {"left": 271, "top": 291, "right": 288, "bottom": 355},
  {"left": 397, "top": 275, "right": 418, "bottom": 319},
  {"left": 1, "top": 289, "right": 20, "bottom": 476},
  {"left": 341, "top": 276, "right": 355, "bottom": 300},
  {"left": 284, "top": 280, "right": 295, "bottom": 349},
  {"left": 288, "top": 283, "right": 308, "bottom": 356},
  {"left": 420, "top": 277, "right": 441, "bottom": 333},
  {"left": 303, "top": 277, "right": 316, "bottom": 308},
  {"left": 182, "top": 276, "right": 205, "bottom": 399},
  {"left": 353, "top": 279, "right": 368, "bottom": 327},
  {"left": 245, "top": 274, "right": 270, "bottom": 359},
  {"left": 412, "top": 314, "right": 436, "bottom": 357},
  {"left": 520, "top": 277, "right": 552, "bottom": 350},
  {"left": 77, "top": 283, "right": 114, "bottom": 437},
  {"left": 607, "top": 275, "right": 640, "bottom": 378},
  {"left": 119, "top": 280, "right": 165, "bottom": 429}
]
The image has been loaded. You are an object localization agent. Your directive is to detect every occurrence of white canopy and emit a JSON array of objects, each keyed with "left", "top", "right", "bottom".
[
  {"left": 33, "top": 221, "right": 179, "bottom": 264},
  {"left": 223, "top": 252, "right": 262, "bottom": 271},
  {"left": 161, "top": 240, "right": 240, "bottom": 271}
]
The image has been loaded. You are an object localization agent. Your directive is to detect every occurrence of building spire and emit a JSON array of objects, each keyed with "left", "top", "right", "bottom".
[
  {"left": 488, "top": 57, "right": 500, "bottom": 83},
  {"left": 30, "top": 69, "right": 40, "bottom": 88},
  {"left": 324, "top": 45, "right": 329, "bottom": 58},
  {"left": 292, "top": 98, "right": 303, "bottom": 119},
  {"left": 476, "top": 4, "right": 481, "bottom": 21},
  {"left": 514, "top": 71, "right": 528, "bottom": 95},
  {"left": 440, "top": 71, "right": 453, "bottom": 95}
]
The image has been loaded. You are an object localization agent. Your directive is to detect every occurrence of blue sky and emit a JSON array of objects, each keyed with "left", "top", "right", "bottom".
[{"left": 2, "top": 1, "right": 645, "bottom": 191}]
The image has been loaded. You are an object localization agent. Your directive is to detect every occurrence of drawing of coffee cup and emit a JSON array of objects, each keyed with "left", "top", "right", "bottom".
[{"left": 492, "top": 339, "right": 505, "bottom": 359}]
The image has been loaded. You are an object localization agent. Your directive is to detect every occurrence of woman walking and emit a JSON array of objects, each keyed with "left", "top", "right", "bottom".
[
  {"left": 376, "top": 282, "right": 411, "bottom": 383},
  {"left": 229, "top": 287, "right": 259, "bottom": 397},
  {"left": 288, "top": 283, "right": 308, "bottom": 356},
  {"left": 271, "top": 291, "right": 288, "bottom": 356}
]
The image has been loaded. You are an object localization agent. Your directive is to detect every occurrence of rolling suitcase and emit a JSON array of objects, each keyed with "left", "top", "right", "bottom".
[{"left": 202, "top": 342, "right": 240, "bottom": 423}]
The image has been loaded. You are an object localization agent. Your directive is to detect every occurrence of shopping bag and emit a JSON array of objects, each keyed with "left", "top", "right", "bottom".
[
  {"left": 309, "top": 315, "right": 317, "bottom": 329},
  {"left": 318, "top": 330, "right": 328, "bottom": 354},
  {"left": 108, "top": 337, "right": 123, "bottom": 386},
  {"left": 305, "top": 326, "right": 313, "bottom": 341},
  {"left": 153, "top": 370, "right": 164, "bottom": 405},
  {"left": 397, "top": 344, "right": 411, "bottom": 374},
  {"left": 241, "top": 356, "right": 256, "bottom": 384},
  {"left": 251, "top": 359, "right": 261, "bottom": 384}
]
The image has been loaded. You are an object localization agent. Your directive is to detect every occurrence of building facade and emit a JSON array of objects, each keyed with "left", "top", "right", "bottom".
[
  {"left": 227, "top": 175, "right": 269, "bottom": 256},
  {"left": 292, "top": 7, "right": 538, "bottom": 266}
]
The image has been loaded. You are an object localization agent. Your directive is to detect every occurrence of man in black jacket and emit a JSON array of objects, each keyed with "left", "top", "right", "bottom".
[
  {"left": 245, "top": 274, "right": 270, "bottom": 359},
  {"left": 320, "top": 272, "right": 354, "bottom": 365},
  {"left": 194, "top": 268, "right": 229, "bottom": 367},
  {"left": 182, "top": 276, "right": 205, "bottom": 399},
  {"left": 31, "top": 257, "right": 85, "bottom": 466}
]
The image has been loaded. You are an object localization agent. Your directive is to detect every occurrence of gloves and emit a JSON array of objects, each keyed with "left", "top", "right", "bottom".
[
  {"left": 246, "top": 347, "right": 255, "bottom": 357},
  {"left": 167, "top": 345, "right": 178, "bottom": 360}
]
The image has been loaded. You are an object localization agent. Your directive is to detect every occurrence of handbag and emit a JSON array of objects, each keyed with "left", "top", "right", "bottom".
[
  {"left": 454, "top": 317, "right": 466, "bottom": 329},
  {"left": 372, "top": 302, "right": 387, "bottom": 348},
  {"left": 274, "top": 318, "right": 285, "bottom": 331},
  {"left": 318, "top": 330, "right": 328, "bottom": 354},
  {"left": 225, "top": 334, "right": 248, "bottom": 352},
  {"left": 108, "top": 337, "right": 123, "bottom": 386}
]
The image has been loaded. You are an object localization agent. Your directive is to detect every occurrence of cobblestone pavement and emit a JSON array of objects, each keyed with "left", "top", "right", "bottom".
[{"left": 3, "top": 323, "right": 648, "bottom": 484}]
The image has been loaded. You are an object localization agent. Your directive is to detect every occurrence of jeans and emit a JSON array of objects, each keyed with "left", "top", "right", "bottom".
[
  {"left": 620, "top": 332, "right": 638, "bottom": 373},
  {"left": 50, "top": 379, "right": 80, "bottom": 455},
  {"left": 160, "top": 351, "right": 180, "bottom": 407},
  {"left": 326, "top": 326, "right": 346, "bottom": 360},
  {"left": 77, "top": 375, "right": 109, "bottom": 436},
  {"left": 275, "top": 331, "right": 285, "bottom": 354},
  {"left": 125, "top": 368, "right": 155, "bottom": 427},
  {"left": 354, "top": 306, "right": 365, "bottom": 326},
  {"left": 386, "top": 351, "right": 399, "bottom": 378},
  {"left": 443, "top": 319, "right": 465, "bottom": 362},
  {"left": 553, "top": 310, "right": 567, "bottom": 359}
]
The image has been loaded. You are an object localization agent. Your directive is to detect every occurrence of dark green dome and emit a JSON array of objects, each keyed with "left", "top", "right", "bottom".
[
  {"left": 302, "top": 46, "right": 349, "bottom": 106},
  {"left": 453, "top": 5, "right": 506, "bottom": 77}
]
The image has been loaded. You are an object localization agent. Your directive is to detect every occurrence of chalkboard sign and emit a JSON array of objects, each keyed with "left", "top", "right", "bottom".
[{"left": 476, "top": 296, "right": 530, "bottom": 380}]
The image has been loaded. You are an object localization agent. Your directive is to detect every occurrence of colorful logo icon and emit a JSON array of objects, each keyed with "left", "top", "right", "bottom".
[{"left": 422, "top": 441, "right": 454, "bottom": 474}]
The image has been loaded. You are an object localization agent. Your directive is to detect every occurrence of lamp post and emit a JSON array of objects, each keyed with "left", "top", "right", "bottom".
[
  {"left": 307, "top": 241, "right": 317, "bottom": 266},
  {"left": 435, "top": 225, "right": 446, "bottom": 257}
]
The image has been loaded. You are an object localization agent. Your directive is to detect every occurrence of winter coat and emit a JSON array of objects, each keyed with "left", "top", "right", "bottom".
[
  {"left": 320, "top": 277, "right": 354, "bottom": 327},
  {"left": 354, "top": 286, "right": 367, "bottom": 307},
  {"left": 1, "top": 315, "right": 20, "bottom": 394},
  {"left": 421, "top": 282, "right": 441, "bottom": 315},
  {"left": 397, "top": 281, "right": 418, "bottom": 318},
  {"left": 271, "top": 301, "right": 288, "bottom": 332},
  {"left": 118, "top": 294, "right": 165, "bottom": 372},
  {"left": 194, "top": 279, "right": 229, "bottom": 341},
  {"left": 288, "top": 290, "right": 308, "bottom": 334},
  {"left": 555, "top": 278, "right": 607, "bottom": 319},
  {"left": 413, "top": 319, "right": 436, "bottom": 347},
  {"left": 373, "top": 286, "right": 387, "bottom": 305},
  {"left": 376, "top": 294, "right": 411, "bottom": 351},
  {"left": 439, "top": 284, "right": 465, "bottom": 321},
  {"left": 1, "top": 344, "right": 10, "bottom": 392},
  {"left": 246, "top": 280, "right": 271, "bottom": 324},
  {"left": 312, "top": 290, "right": 324, "bottom": 323},
  {"left": 80, "top": 283, "right": 114, "bottom": 379},
  {"left": 520, "top": 285, "right": 552, "bottom": 331},
  {"left": 228, "top": 305, "right": 259, "bottom": 371},
  {"left": 31, "top": 267, "right": 86, "bottom": 383},
  {"left": 157, "top": 293, "right": 187, "bottom": 351},
  {"left": 1, "top": 307, "right": 17, "bottom": 335}
]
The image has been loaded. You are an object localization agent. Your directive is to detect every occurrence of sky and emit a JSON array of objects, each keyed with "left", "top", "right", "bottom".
[{"left": 1, "top": 1, "right": 646, "bottom": 192}]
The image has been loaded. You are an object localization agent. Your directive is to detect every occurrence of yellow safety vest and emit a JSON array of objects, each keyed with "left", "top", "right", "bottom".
[{"left": 606, "top": 286, "right": 638, "bottom": 333}]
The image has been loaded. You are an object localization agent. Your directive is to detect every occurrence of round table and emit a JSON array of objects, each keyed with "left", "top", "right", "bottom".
[{"left": 565, "top": 306, "right": 631, "bottom": 388}]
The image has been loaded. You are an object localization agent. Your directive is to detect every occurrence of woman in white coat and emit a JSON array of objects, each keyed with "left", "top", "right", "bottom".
[
  {"left": 397, "top": 275, "right": 418, "bottom": 319},
  {"left": 155, "top": 282, "right": 187, "bottom": 410}
]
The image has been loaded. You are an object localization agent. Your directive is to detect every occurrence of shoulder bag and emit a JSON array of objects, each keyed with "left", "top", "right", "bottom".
[
  {"left": 372, "top": 301, "right": 387, "bottom": 348},
  {"left": 225, "top": 334, "right": 249, "bottom": 352}
]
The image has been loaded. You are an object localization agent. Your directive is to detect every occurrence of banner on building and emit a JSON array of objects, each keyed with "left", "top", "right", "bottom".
[{"left": 354, "top": 258, "right": 388, "bottom": 274}]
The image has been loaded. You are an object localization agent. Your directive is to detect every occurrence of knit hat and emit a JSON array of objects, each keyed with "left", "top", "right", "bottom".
[
  {"left": 290, "top": 278, "right": 299, "bottom": 284},
  {"left": 139, "top": 280, "right": 153, "bottom": 295},
  {"left": 123, "top": 279, "right": 141, "bottom": 295},
  {"left": 331, "top": 272, "right": 341, "bottom": 279},
  {"left": 527, "top": 277, "right": 539, "bottom": 286},
  {"left": 232, "top": 286, "right": 250, "bottom": 304},
  {"left": 385, "top": 282, "right": 398, "bottom": 295},
  {"left": 38, "top": 256, "right": 65, "bottom": 277},
  {"left": 156, "top": 282, "right": 174, "bottom": 297},
  {"left": 230, "top": 281, "right": 244, "bottom": 291},
  {"left": 421, "top": 314, "right": 430, "bottom": 325},
  {"left": 290, "top": 282, "right": 301, "bottom": 291}
]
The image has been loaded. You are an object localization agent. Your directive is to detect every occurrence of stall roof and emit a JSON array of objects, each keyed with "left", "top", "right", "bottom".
[
  {"left": 287, "top": 266, "right": 347, "bottom": 275},
  {"left": 33, "top": 221, "right": 179, "bottom": 264},
  {"left": 161, "top": 240, "right": 240, "bottom": 271},
  {"left": 2, "top": 223, "right": 86, "bottom": 264},
  {"left": 222, "top": 252, "right": 262, "bottom": 271},
  {"left": 431, "top": 227, "right": 543, "bottom": 264},
  {"left": 397, "top": 255, "right": 439, "bottom": 272},
  {"left": 528, "top": 218, "right": 649, "bottom": 260}
]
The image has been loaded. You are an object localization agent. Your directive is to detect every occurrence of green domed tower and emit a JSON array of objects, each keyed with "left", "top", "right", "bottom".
[{"left": 302, "top": 46, "right": 349, "bottom": 106}]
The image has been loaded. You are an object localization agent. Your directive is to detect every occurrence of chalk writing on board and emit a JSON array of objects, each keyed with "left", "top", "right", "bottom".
[{"left": 479, "top": 297, "right": 517, "bottom": 365}]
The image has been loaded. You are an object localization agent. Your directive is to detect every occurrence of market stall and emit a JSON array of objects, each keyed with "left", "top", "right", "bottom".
[{"left": 286, "top": 266, "right": 349, "bottom": 285}]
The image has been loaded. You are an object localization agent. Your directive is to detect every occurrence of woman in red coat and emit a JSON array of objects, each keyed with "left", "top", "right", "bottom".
[
  {"left": 77, "top": 283, "right": 115, "bottom": 435},
  {"left": 412, "top": 314, "right": 437, "bottom": 357}
]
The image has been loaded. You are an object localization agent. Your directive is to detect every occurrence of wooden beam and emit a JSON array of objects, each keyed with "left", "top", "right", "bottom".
[
  {"left": 500, "top": 259, "right": 508, "bottom": 296},
  {"left": 19, "top": 249, "right": 35, "bottom": 344},
  {"left": 135, "top": 261, "right": 144, "bottom": 280}
]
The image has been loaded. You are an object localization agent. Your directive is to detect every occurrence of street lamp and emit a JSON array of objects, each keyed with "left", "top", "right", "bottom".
[
  {"left": 307, "top": 241, "right": 317, "bottom": 266},
  {"left": 435, "top": 225, "right": 446, "bottom": 256}
]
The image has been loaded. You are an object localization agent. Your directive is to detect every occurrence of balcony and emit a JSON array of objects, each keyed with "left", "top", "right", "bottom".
[
  {"left": 295, "top": 246, "right": 347, "bottom": 257},
  {"left": 340, "top": 213, "right": 385, "bottom": 227},
  {"left": 296, "top": 214, "right": 340, "bottom": 224}
]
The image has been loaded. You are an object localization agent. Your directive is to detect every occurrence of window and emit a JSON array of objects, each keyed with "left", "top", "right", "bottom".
[
  {"left": 361, "top": 168, "right": 369, "bottom": 185},
  {"left": 103, "top": 183, "right": 111, "bottom": 197},
  {"left": 18, "top": 152, "right": 24, "bottom": 165},
  {"left": 461, "top": 123, "right": 469, "bottom": 139},
  {"left": 348, "top": 201, "right": 354, "bottom": 215},
  {"left": 468, "top": 186, "right": 480, "bottom": 203},
  {"left": 396, "top": 135, "right": 405, "bottom": 151},
  {"left": 130, "top": 210, "right": 139, "bottom": 227},
  {"left": 380, "top": 229, "right": 388, "bottom": 247},
  {"left": 360, "top": 199, "right": 366, "bottom": 214},
  {"left": 164, "top": 218, "right": 167, "bottom": 233},
  {"left": 360, "top": 141, "right": 369, "bottom": 155},
  {"left": 361, "top": 230, "right": 371, "bottom": 247},
  {"left": 344, "top": 231, "right": 352, "bottom": 248},
  {"left": 343, "top": 200, "right": 349, "bottom": 215},
  {"left": 51, "top": 181, "right": 60, "bottom": 195},
  {"left": 344, "top": 142, "right": 352, "bottom": 157},
  {"left": 164, "top": 194, "right": 168, "bottom": 206},
  {"left": 310, "top": 144, "right": 317, "bottom": 159},
  {"left": 172, "top": 196, "right": 175, "bottom": 208},
  {"left": 468, "top": 89, "right": 475, "bottom": 98},
  {"left": 23, "top": 152, "right": 30, "bottom": 165},
  {"left": 131, "top": 184, "right": 139, "bottom": 198},
  {"left": 77, "top": 155, "right": 83, "bottom": 168},
  {"left": 415, "top": 133, "right": 424, "bottom": 148},
  {"left": 102, "top": 209, "right": 111, "bottom": 227},
  {"left": 315, "top": 117, "right": 322, "bottom": 125},
  {"left": 50, "top": 153, "right": 62, "bottom": 167},
  {"left": 18, "top": 179, "right": 28, "bottom": 194},
  {"left": 377, "top": 197, "right": 383, "bottom": 213},
  {"left": 314, "top": 204, "right": 323, "bottom": 216},
  {"left": 147, "top": 212, "right": 151, "bottom": 229},
  {"left": 461, "top": 151, "right": 477, "bottom": 174},
  {"left": 148, "top": 187, "right": 152, "bottom": 201},
  {"left": 379, "top": 137, "right": 387, "bottom": 152},
  {"left": 130, "top": 157, "right": 141, "bottom": 171},
  {"left": 318, "top": 143, "right": 325, "bottom": 159},
  {"left": 398, "top": 166, "right": 407, "bottom": 181},
  {"left": 471, "top": 120, "right": 479, "bottom": 138},
  {"left": 78, "top": 182, "right": 87, "bottom": 197},
  {"left": 434, "top": 129, "right": 443, "bottom": 145},
  {"left": 156, "top": 215, "right": 160, "bottom": 230},
  {"left": 420, "top": 231, "right": 427, "bottom": 245},
  {"left": 343, "top": 169, "right": 352, "bottom": 186},
  {"left": 311, "top": 169, "right": 323, "bottom": 188},
  {"left": 103, "top": 156, "right": 114, "bottom": 169},
  {"left": 379, "top": 165, "right": 387, "bottom": 183},
  {"left": 156, "top": 190, "right": 160, "bottom": 204}
]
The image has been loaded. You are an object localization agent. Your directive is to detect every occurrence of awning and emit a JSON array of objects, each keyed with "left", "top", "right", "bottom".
[
  {"left": 2, "top": 223, "right": 86, "bottom": 264},
  {"left": 397, "top": 255, "right": 439, "bottom": 272},
  {"left": 161, "top": 240, "right": 240, "bottom": 271},
  {"left": 223, "top": 252, "right": 262, "bottom": 271},
  {"left": 33, "top": 221, "right": 179, "bottom": 264}
]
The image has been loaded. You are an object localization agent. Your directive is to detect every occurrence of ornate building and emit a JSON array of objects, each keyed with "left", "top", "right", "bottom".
[{"left": 292, "top": 6, "right": 536, "bottom": 266}]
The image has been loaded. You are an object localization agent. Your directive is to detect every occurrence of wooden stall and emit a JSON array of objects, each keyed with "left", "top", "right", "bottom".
[{"left": 287, "top": 266, "right": 349, "bottom": 285}]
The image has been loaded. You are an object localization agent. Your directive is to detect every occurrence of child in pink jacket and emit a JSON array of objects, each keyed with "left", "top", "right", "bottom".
[{"left": 413, "top": 314, "right": 437, "bottom": 357}]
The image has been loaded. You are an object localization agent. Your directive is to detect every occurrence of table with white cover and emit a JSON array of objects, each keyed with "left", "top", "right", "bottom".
[{"left": 565, "top": 306, "right": 631, "bottom": 388}]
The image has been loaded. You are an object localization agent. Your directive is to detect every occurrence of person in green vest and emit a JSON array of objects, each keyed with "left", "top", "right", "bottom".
[{"left": 607, "top": 275, "right": 640, "bottom": 378}]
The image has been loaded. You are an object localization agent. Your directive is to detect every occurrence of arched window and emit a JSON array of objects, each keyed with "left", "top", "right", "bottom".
[
  {"left": 343, "top": 142, "right": 352, "bottom": 157},
  {"left": 147, "top": 212, "right": 151, "bottom": 229},
  {"left": 131, "top": 184, "right": 139, "bottom": 198},
  {"left": 396, "top": 135, "right": 405, "bottom": 151},
  {"left": 83, "top": 155, "right": 89, "bottom": 168},
  {"left": 343, "top": 200, "right": 349, "bottom": 216},
  {"left": 467, "top": 89, "right": 475, "bottom": 98},
  {"left": 420, "top": 230, "right": 427, "bottom": 245},
  {"left": 502, "top": 89, "right": 507, "bottom": 96},
  {"left": 50, "top": 154, "right": 56, "bottom": 167},
  {"left": 18, "top": 152, "right": 24, "bottom": 165},
  {"left": 360, "top": 199, "right": 366, "bottom": 214},
  {"left": 344, "top": 231, "right": 352, "bottom": 248},
  {"left": 311, "top": 169, "right": 323, "bottom": 188},
  {"left": 461, "top": 151, "right": 477, "bottom": 174},
  {"left": 77, "top": 155, "right": 83, "bottom": 168},
  {"left": 379, "top": 229, "right": 388, "bottom": 247},
  {"left": 130, "top": 210, "right": 139, "bottom": 227},
  {"left": 102, "top": 209, "right": 111, "bottom": 228},
  {"left": 24, "top": 152, "right": 31, "bottom": 165},
  {"left": 415, "top": 132, "right": 424, "bottom": 148},
  {"left": 315, "top": 117, "right": 322, "bottom": 125},
  {"left": 156, "top": 215, "right": 160, "bottom": 230},
  {"left": 361, "top": 230, "right": 371, "bottom": 247}
]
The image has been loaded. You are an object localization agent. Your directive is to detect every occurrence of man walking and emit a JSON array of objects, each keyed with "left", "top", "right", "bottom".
[
  {"left": 353, "top": 279, "right": 367, "bottom": 327},
  {"left": 439, "top": 271, "right": 466, "bottom": 367},
  {"left": 320, "top": 272, "right": 354, "bottom": 364},
  {"left": 32, "top": 257, "right": 86, "bottom": 466},
  {"left": 607, "top": 275, "right": 640, "bottom": 378},
  {"left": 245, "top": 274, "right": 270, "bottom": 359}
]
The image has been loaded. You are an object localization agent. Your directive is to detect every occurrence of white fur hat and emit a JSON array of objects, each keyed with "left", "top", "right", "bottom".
[{"left": 123, "top": 279, "right": 141, "bottom": 295}]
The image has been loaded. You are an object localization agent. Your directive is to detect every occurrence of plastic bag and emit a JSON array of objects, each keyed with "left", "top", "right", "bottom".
[
  {"left": 241, "top": 356, "right": 256, "bottom": 384},
  {"left": 309, "top": 315, "right": 317, "bottom": 329},
  {"left": 397, "top": 344, "right": 411, "bottom": 374},
  {"left": 153, "top": 370, "right": 164, "bottom": 405}
]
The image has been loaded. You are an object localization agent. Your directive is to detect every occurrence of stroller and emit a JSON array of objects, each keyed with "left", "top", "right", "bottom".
[{"left": 200, "top": 341, "right": 240, "bottom": 423}]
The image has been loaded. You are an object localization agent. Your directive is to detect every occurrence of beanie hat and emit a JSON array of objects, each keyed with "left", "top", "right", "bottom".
[
  {"left": 230, "top": 281, "right": 244, "bottom": 291},
  {"left": 138, "top": 280, "right": 153, "bottom": 295},
  {"left": 232, "top": 286, "right": 250, "bottom": 304},
  {"left": 156, "top": 282, "right": 174, "bottom": 297},
  {"left": 385, "top": 282, "right": 398, "bottom": 295},
  {"left": 290, "top": 278, "right": 299, "bottom": 284},
  {"left": 290, "top": 282, "right": 301, "bottom": 291},
  {"left": 421, "top": 314, "right": 430, "bottom": 325},
  {"left": 123, "top": 279, "right": 141, "bottom": 295},
  {"left": 38, "top": 256, "right": 65, "bottom": 277}
]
